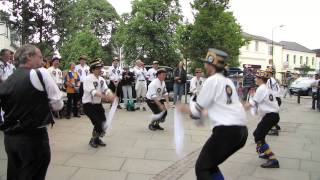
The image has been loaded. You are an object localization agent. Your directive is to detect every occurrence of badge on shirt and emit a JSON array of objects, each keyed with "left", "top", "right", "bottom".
[
  {"left": 157, "top": 88, "right": 162, "bottom": 97},
  {"left": 78, "top": 69, "right": 82, "bottom": 76},
  {"left": 85, "top": 69, "right": 89, "bottom": 75},
  {"left": 117, "top": 70, "right": 120, "bottom": 75},
  {"left": 112, "top": 69, "right": 116, "bottom": 74},
  {"left": 52, "top": 70, "right": 56, "bottom": 76},
  {"left": 226, "top": 85, "right": 233, "bottom": 104},
  {"left": 100, "top": 80, "right": 104, "bottom": 88},
  {"left": 93, "top": 82, "right": 98, "bottom": 88},
  {"left": 269, "top": 94, "right": 274, "bottom": 101}
]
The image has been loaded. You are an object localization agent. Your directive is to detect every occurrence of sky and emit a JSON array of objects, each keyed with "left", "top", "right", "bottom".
[{"left": 107, "top": 0, "right": 320, "bottom": 50}]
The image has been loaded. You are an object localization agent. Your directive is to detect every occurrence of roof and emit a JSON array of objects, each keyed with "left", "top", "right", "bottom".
[
  {"left": 242, "top": 32, "right": 282, "bottom": 45},
  {"left": 313, "top": 49, "right": 320, "bottom": 57},
  {"left": 279, "top": 41, "right": 315, "bottom": 53}
]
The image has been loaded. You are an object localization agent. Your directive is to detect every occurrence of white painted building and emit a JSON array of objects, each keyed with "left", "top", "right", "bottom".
[
  {"left": 0, "top": 21, "right": 20, "bottom": 51},
  {"left": 313, "top": 49, "right": 320, "bottom": 73},
  {"left": 239, "top": 32, "right": 317, "bottom": 80}
]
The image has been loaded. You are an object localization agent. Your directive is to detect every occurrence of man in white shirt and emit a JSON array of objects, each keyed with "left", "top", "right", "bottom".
[
  {"left": 82, "top": 58, "right": 115, "bottom": 148},
  {"left": 266, "top": 67, "right": 282, "bottom": 134},
  {"left": 311, "top": 74, "right": 319, "bottom": 110},
  {"left": 47, "top": 57, "right": 63, "bottom": 89},
  {"left": 190, "top": 68, "right": 205, "bottom": 99},
  {"left": 147, "top": 61, "right": 159, "bottom": 83},
  {"left": 178, "top": 48, "right": 248, "bottom": 179},
  {"left": 133, "top": 59, "right": 148, "bottom": 111},
  {"left": 0, "top": 49, "right": 14, "bottom": 83},
  {"left": 146, "top": 68, "right": 170, "bottom": 131},
  {"left": 108, "top": 57, "right": 123, "bottom": 109},
  {"left": 75, "top": 55, "right": 90, "bottom": 97},
  {"left": 0, "top": 44, "right": 63, "bottom": 180},
  {"left": 244, "top": 70, "right": 280, "bottom": 168}
]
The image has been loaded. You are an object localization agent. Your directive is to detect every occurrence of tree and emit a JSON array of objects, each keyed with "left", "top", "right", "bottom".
[
  {"left": 115, "top": 0, "right": 183, "bottom": 66},
  {"left": 178, "top": 0, "right": 245, "bottom": 70},
  {"left": 60, "top": 29, "right": 106, "bottom": 69}
]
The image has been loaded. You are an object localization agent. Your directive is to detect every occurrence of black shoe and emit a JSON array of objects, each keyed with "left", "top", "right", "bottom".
[
  {"left": 142, "top": 107, "right": 146, "bottom": 111},
  {"left": 89, "top": 138, "right": 98, "bottom": 148},
  {"left": 154, "top": 124, "right": 164, "bottom": 130},
  {"left": 74, "top": 115, "right": 81, "bottom": 118},
  {"left": 136, "top": 107, "right": 140, "bottom": 111},
  {"left": 268, "top": 129, "right": 279, "bottom": 136},
  {"left": 148, "top": 124, "right": 157, "bottom": 131},
  {"left": 275, "top": 125, "right": 281, "bottom": 131},
  {"left": 95, "top": 138, "right": 106, "bottom": 147},
  {"left": 117, "top": 105, "right": 122, "bottom": 109},
  {"left": 261, "top": 159, "right": 280, "bottom": 168},
  {"left": 66, "top": 115, "right": 71, "bottom": 119}
]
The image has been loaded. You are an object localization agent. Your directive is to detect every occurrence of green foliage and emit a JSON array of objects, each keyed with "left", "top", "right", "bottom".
[
  {"left": 114, "top": 0, "right": 182, "bottom": 66},
  {"left": 60, "top": 30, "right": 106, "bottom": 69},
  {"left": 298, "top": 65, "right": 314, "bottom": 75},
  {"left": 177, "top": 0, "right": 245, "bottom": 71}
]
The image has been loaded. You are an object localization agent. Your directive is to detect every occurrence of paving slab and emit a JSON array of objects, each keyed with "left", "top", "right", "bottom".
[{"left": 69, "top": 168, "right": 127, "bottom": 180}]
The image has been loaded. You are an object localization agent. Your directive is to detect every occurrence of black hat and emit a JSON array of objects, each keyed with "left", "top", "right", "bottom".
[
  {"left": 90, "top": 58, "right": 104, "bottom": 70},
  {"left": 203, "top": 48, "right": 228, "bottom": 68},
  {"left": 52, "top": 56, "right": 60, "bottom": 61},
  {"left": 156, "top": 68, "right": 166, "bottom": 76}
]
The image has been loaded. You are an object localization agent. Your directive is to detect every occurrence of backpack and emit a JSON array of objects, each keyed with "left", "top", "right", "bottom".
[{"left": 126, "top": 100, "right": 135, "bottom": 111}]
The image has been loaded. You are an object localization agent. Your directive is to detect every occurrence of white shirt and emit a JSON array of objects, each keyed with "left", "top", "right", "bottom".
[
  {"left": 266, "top": 77, "right": 281, "bottom": 97},
  {"left": 146, "top": 78, "right": 168, "bottom": 100},
  {"left": 82, "top": 74, "right": 108, "bottom": 104},
  {"left": 134, "top": 66, "right": 148, "bottom": 82},
  {"left": 30, "top": 68, "right": 64, "bottom": 111},
  {"left": 147, "top": 68, "right": 157, "bottom": 82},
  {"left": 0, "top": 61, "right": 14, "bottom": 82},
  {"left": 47, "top": 66, "right": 63, "bottom": 86},
  {"left": 193, "top": 73, "right": 247, "bottom": 127},
  {"left": 190, "top": 77, "right": 205, "bottom": 95},
  {"left": 312, "top": 79, "right": 319, "bottom": 92},
  {"left": 250, "top": 84, "right": 279, "bottom": 116},
  {"left": 75, "top": 64, "right": 90, "bottom": 82},
  {"left": 108, "top": 66, "right": 123, "bottom": 81}
]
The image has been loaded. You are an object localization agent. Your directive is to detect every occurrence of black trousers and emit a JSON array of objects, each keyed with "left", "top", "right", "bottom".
[
  {"left": 67, "top": 93, "right": 79, "bottom": 116},
  {"left": 79, "top": 82, "right": 84, "bottom": 98},
  {"left": 254, "top": 113, "right": 280, "bottom": 143},
  {"left": 109, "top": 81, "right": 122, "bottom": 99},
  {"left": 83, "top": 103, "right": 106, "bottom": 135},
  {"left": 195, "top": 126, "right": 248, "bottom": 180},
  {"left": 146, "top": 99, "right": 167, "bottom": 123},
  {"left": 312, "top": 92, "right": 317, "bottom": 109},
  {"left": 4, "top": 129, "right": 50, "bottom": 180}
]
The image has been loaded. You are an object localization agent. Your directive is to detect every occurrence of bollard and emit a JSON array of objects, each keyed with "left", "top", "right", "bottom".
[{"left": 297, "top": 90, "right": 301, "bottom": 104}]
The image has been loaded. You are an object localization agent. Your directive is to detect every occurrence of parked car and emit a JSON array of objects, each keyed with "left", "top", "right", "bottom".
[
  {"left": 289, "top": 77, "right": 314, "bottom": 96},
  {"left": 144, "top": 65, "right": 174, "bottom": 92}
]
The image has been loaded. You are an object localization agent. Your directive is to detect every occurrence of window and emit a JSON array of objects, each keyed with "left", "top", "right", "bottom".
[
  {"left": 246, "top": 44, "right": 249, "bottom": 50},
  {"left": 312, "top": 57, "right": 314, "bottom": 65},
  {"left": 255, "top": 41, "right": 259, "bottom": 51},
  {"left": 293, "top": 55, "right": 296, "bottom": 64},
  {"left": 300, "top": 56, "right": 303, "bottom": 64},
  {"left": 286, "top": 54, "right": 289, "bottom": 62},
  {"left": 268, "top": 46, "right": 273, "bottom": 55},
  {"left": 306, "top": 57, "right": 309, "bottom": 65}
]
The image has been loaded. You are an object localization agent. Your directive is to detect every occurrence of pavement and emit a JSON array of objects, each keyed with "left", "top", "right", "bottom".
[{"left": 0, "top": 96, "right": 320, "bottom": 180}]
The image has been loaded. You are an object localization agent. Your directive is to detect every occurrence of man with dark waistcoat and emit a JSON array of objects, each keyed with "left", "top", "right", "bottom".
[{"left": 0, "top": 44, "right": 63, "bottom": 180}]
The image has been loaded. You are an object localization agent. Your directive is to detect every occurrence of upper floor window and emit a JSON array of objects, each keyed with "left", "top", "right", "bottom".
[
  {"left": 268, "top": 46, "right": 273, "bottom": 55},
  {"left": 306, "top": 57, "right": 309, "bottom": 65},
  {"left": 312, "top": 57, "right": 314, "bottom": 65},
  {"left": 255, "top": 41, "right": 259, "bottom": 51},
  {"left": 286, "top": 54, "right": 289, "bottom": 62},
  {"left": 300, "top": 56, "right": 303, "bottom": 64},
  {"left": 293, "top": 55, "right": 296, "bottom": 64},
  {"left": 246, "top": 44, "right": 249, "bottom": 50}
]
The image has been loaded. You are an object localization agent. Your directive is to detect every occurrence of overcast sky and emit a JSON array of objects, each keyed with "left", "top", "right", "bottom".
[{"left": 107, "top": 0, "right": 320, "bottom": 50}]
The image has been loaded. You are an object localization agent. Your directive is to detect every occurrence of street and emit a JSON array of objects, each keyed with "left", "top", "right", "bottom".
[{"left": 0, "top": 97, "right": 320, "bottom": 180}]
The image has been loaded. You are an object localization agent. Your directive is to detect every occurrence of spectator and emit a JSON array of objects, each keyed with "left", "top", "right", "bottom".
[
  {"left": 65, "top": 62, "right": 81, "bottom": 119},
  {"left": 108, "top": 57, "right": 123, "bottom": 109},
  {"left": 190, "top": 68, "right": 205, "bottom": 98},
  {"left": 311, "top": 74, "right": 319, "bottom": 110},
  {"left": 242, "top": 68, "right": 255, "bottom": 101},
  {"left": 173, "top": 61, "right": 186, "bottom": 105},
  {"left": 122, "top": 65, "right": 135, "bottom": 109},
  {"left": 147, "top": 61, "right": 159, "bottom": 84},
  {"left": 47, "top": 57, "right": 63, "bottom": 89},
  {"left": 133, "top": 59, "right": 148, "bottom": 111},
  {"left": 237, "top": 82, "right": 244, "bottom": 100},
  {"left": 283, "top": 72, "right": 293, "bottom": 98}
]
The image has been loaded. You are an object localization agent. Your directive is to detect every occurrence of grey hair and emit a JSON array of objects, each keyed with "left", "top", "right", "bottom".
[{"left": 14, "top": 44, "right": 37, "bottom": 65}]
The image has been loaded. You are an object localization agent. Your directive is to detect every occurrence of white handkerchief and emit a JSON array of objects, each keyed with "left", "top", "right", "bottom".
[
  {"left": 103, "top": 97, "right": 119, "bottom": 131},
  {"left": 174, "top": 109, "right": 184, "bottom": 156},
  {"left": 151, "top": 110, "right": 166, "bottom": 121}
]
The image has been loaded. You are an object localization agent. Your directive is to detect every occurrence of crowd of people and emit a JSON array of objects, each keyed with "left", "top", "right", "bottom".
[{"left": 0, "top": 44, "right": 319, "bottom": 180}]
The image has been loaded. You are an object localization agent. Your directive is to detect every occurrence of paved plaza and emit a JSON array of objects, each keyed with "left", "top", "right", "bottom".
[{"left": 0, "top": 97, "right": 320, "bottom": 180}]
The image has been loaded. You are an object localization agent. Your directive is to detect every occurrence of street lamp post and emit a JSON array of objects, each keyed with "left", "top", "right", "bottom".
[{"left": 271, "top": 25, "right": 284, "bottom": 69}]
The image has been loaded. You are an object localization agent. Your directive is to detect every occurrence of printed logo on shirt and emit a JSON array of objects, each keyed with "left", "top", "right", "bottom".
[
  {"left": 269, "top": 94, "right": 274, "bottom": 101},
  {"left": 52, "top": 70, "right": 56, "bottom": 76},
  {"left": 0, "top": 64, "right": 4, "bottom": 70},
  {"left": 78, "top": 69, "right": 82, "bottom": 76},
  {"left": 157, "top": 88, "right": 162, "bottom": 97},
  {"left": 85, "top": 69, "right": 89, "bottom": 75},
  {"left": 93, "top": 82, "right": 98, "bottom": 88},
  {"left": 199, "top": 81, "right": 202, "bottom": 85},
  {"left": 117, "top": 70, "right": 120, "bottom": 75},
  {"left": 58, "top": 71, "right": 61, "bottom": 76},
  {"left": 100, "top": 80, "right": 104, "bottom": 88},
  {"left": 112, "top": 69, "right": 116, "bottom": 74},
  {"left": 226, "top": 85, "right": 233, "bottom": 104}
]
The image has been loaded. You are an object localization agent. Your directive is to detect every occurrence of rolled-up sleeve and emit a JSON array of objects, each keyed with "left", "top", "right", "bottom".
[{"left": 40, "top": 68, "right": 64, "bottom": 111}]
